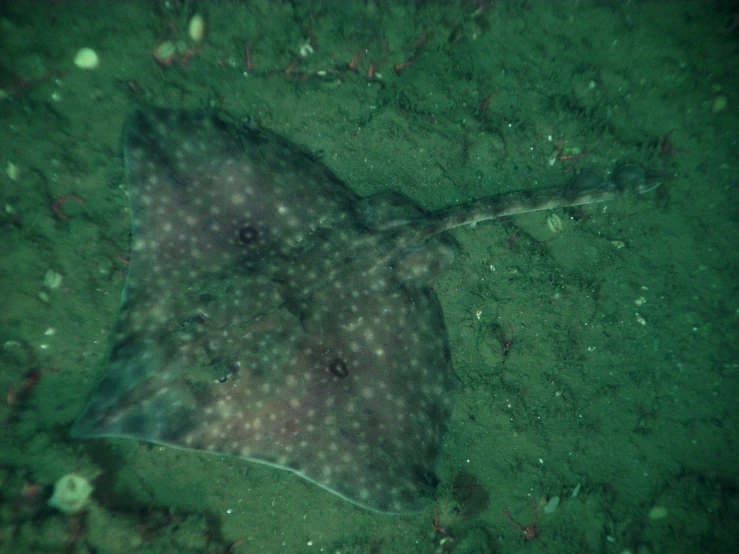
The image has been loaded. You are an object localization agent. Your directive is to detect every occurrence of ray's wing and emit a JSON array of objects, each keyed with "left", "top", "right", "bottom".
[{"left": 72, "top": 109, "right": 454, "bottom": 513}]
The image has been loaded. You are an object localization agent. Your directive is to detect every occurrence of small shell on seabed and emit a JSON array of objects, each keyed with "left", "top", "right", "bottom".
[
  {"left": 44, "top": 269, "right": 63, "bottom": 290},
  {"left": 648, "top": 506, "right": 669, "bottom": 520},
  {"left": 188, "top": 14, "right": 205, "bottom": 42},
  {"left": 74, "top": 47, "right": 100, "bottom": 70},
  {"left": 48, "top": 474, "right": 93, "bottom": 514},
  {"left": 543, "top": 496, "right": 560, "bottom": 514},
  {"left": 6, "top": 162, "right": 20, "bottom": 180},
  {"left": 546, "top": 213, "right": 563, "bottom": 234}
]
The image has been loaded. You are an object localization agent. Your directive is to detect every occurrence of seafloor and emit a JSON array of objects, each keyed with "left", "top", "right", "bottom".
[{"left": 1, "top": 1, "right": 737, "bottom": 553}]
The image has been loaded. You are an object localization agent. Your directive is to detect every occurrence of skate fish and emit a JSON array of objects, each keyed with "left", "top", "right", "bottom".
[{"left": 72, "top": 108, "right": 658, "bottom": 513}]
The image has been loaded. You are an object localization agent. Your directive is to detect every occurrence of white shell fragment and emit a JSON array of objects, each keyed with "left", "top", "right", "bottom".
[
  {"left": 570, "top": 482, "right": 581, "bottom": 498},
  {"left": 48, "top": 474, "right": 93, "bottom": 514},
  {"left": 44, "top": 269, "right": 63, "bottom": 290},
  {"left": 546, "top": 213, "right": 563, "bottom": 234},
  {"left": 74, "top": 47, "right": 100, "bottom": 70},
  {"left": 188, "top": 14, "right": 205, "bottom": 42},
  {"left": 6, "top": 162, "right": 20, "bottom": 181},
  {"left": 543, "top": 495, "right": 560, "bottom": 514}
]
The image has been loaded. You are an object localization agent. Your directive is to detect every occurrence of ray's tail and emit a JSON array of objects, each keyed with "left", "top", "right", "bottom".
[{"left": 420, "top": 163, "right": 661, "bottom": 239}]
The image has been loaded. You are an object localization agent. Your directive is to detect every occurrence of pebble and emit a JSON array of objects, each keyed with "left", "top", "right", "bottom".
[
  {"left": 648, "top": 506, "right": 668, "bottom": 520},
  {"left": 74, "top": 47, "right": 99, "bottom": 70}
]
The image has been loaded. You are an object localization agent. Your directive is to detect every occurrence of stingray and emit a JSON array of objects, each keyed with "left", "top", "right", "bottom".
[{"left": 71, "top": 108, "right": 659, "bottom": 514}]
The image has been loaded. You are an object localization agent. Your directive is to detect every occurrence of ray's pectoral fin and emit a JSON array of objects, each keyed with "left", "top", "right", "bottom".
[
  {"left": 391, "top": 235, "right": 457, "bottom": 287},
  {"left": 73, "top": 107, "right": 457, "bottom": 514}
]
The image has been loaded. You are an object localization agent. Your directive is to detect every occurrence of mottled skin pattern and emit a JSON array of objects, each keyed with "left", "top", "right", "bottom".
[{"left": 72, "top": 109, "right": 658, "bottom": 513}]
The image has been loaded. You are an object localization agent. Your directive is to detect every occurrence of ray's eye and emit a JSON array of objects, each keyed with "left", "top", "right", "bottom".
[
  {"left": 329, "top": 358, "right": 349, "bottom": 378},
  {"left": 238, "top": 225, "right": 259, "bottom": 245}
]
